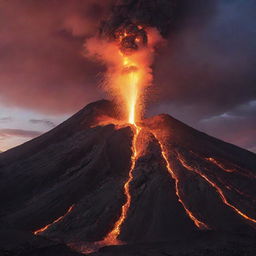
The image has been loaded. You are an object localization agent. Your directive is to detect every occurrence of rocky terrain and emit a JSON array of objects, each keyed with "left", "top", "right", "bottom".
[{"left": 0, "top": 100, "right": 255, "bottom": 255}]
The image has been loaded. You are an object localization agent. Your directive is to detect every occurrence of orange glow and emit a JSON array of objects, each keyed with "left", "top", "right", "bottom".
[
  {"left": 205, "top": 157, "right": 256, "bottom": 179},
  {"left": 34, "top": 205, "right": 74, "bottom": 235},
  {"left": 151, "top": 133, "right": 209, "bottom": 230},
  {"left": 127, "top": 72, "right": 139, "bottom": 124},
  {"left": 177, "top": 154, "right": 256, "bottom": 224},
  {"left": 205, "top": 157, "right": 235, "bottom": 173},
  {"left": 114, "top": 46, "right": 151, "bottom": 124},
  {"left": 85, "top": 27, "right": 163, "bottom": 124},
  {"left": 90, "top": 115, "right": 127, "bottom": 130},
  {"left": 103, "top": 124, "right": 141, "bottom": 244},
  {"left": 120, "top": 55, "right": 140, "bottom": 124}
]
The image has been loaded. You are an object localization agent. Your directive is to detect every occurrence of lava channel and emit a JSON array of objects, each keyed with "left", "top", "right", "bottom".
[
  {"left": 189, "top": 151, "right": 256, "bottom": 200},
  {"left": 151, "top": 133, "right": 209, "bottom": 230},
  {"left": 103, "top": 124, "right": 141, "bottom": 245},
  {"left": 176, "top": 153, "right": 256, "bottom": 225},
  {"left": 205, "top": 157, "right": 256, "bottom": 179},
  {"left": 34, "top": 205, "right": 74, "bottom": 235}
]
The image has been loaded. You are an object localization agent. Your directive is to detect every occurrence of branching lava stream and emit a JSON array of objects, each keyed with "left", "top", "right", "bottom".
[
  {"left": 176, "top": 153, "right": 256, "bottom": 224},
  {"left": 151, "top": 133, "right": 209, "bottom": 230}
]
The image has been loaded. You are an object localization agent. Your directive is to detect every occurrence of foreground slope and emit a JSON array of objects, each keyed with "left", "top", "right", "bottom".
[{"left": 0, "top": 100, "right": 255, "bottom": 255}]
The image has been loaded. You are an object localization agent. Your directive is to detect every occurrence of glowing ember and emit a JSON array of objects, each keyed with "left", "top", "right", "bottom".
[{"left": 34, "top": 205, "right": 74, "bottom": 235}]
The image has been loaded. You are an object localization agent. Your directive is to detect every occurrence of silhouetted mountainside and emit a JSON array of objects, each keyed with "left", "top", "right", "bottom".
[
  {"left": 0, "top": 100, "right": 118, "bottom": 164},
  {"left": 0, "top": 100, "right": 255, "bottom": 256}
]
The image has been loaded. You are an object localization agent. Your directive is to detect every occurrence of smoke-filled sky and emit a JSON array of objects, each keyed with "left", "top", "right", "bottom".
[{"left": 0, "top": 0, "right": 255, "bottom": 152}]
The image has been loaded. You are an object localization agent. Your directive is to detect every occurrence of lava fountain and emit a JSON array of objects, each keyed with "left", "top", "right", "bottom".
[{"left": 85, "top": 24, "right": 163, "bottom": 125}]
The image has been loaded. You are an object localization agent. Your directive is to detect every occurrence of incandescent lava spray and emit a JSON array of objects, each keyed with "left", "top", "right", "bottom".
[{"left": 86, "top": 23, "right": 163, "bottom": 125}]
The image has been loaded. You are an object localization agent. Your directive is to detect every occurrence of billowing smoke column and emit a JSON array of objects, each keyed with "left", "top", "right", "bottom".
[{"left": 85, "top": 0, "right": 177, "bottom": 124}]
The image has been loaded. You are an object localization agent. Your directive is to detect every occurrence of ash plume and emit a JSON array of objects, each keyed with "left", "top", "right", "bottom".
[{"left": 100, "top": 0, "right": 177, "bottom": 39}]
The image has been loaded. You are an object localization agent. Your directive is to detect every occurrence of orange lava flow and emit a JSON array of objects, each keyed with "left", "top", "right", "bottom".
[
  {"left": 151, "top": 134, "right": 209, "bottom": 230},
  {"left": 205, "top": 157, "right": 256, "bottom": 179},
  {"left": 34, "top": 205, "right": 74, "bottom": 235},
  {"left": 103, "top": 125, "right": 141, "bottom": 244},
  {"left": 177, "top": 154, "right": 256, "bottom": 225},
  {"left": 205, "top": 157, "right": 235, "bottom": 173}
]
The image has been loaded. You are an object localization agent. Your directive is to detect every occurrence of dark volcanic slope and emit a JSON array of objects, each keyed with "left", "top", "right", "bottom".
[
  {"left": 0, "top": 101, "right": 132, "bottom": 241},
  {"left": 0, "top": 100, "right": 255, "bottom": 255},
  {"left": 143, "top": 115, "right": 256, "bottom": 231}
]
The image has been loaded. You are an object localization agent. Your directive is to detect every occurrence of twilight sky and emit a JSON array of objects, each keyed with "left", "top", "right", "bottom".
[{"left": 0, "top": 0, "right": 255, "bottom": 152}]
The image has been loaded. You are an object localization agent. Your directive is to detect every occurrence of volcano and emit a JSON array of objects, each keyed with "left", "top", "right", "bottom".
[{"left": 0, "top": 100, "right": 255, "bottom": 256}]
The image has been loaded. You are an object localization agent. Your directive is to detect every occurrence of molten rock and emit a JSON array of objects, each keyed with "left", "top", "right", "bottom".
[{"left": 115, "top": 23, "right": 148, "bottom": 55}]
